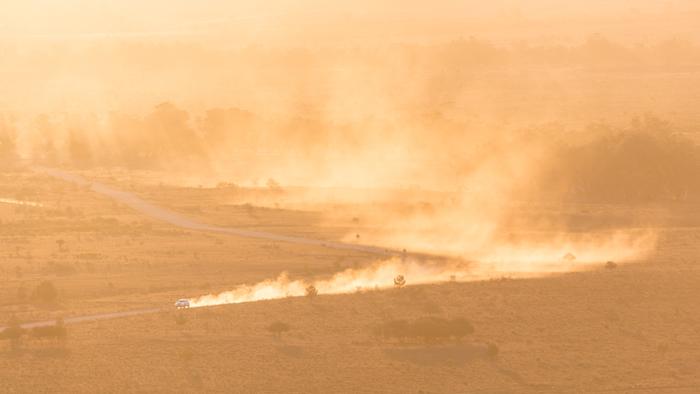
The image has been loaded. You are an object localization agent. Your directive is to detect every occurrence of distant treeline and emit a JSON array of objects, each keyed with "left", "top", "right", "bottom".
[
  {"left": 2, "top": 109, "right": 700, "bottom": 203},
  {"left": 540, "top": 116, "right": 700, "bottom": 203},
  {"left": 3, "top": 35, "right": 700, "bottom": 73}
]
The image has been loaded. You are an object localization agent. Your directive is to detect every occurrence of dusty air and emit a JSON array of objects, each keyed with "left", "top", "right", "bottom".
[{"left": 1, "top": 1, "right": 699, "bottom": 393}]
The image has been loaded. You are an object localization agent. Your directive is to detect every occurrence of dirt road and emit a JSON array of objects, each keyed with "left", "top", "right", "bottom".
[
  {"left": 36, "top": 167, "right": 396, "bottom": 256},
  {"left": 2, "top": 167, "right": 401, "bottom": 332}
]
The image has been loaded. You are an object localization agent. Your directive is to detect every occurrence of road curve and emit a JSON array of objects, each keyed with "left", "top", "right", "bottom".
[
  {"left": 2, "top": 167, "right": 403, "bottom": 332},
  {"left": 35, "top": 167, "right": 396, "bottom": 256}
]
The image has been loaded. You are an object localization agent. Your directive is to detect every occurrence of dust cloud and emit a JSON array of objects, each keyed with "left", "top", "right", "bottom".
[
  {"left": 190, "top": 229, "right": 655, "bottom": 307},
  {"left": 0, "top": 1, "right": 692, "bottom": 304},
  {"left": 5, "top": 2, "right": 700, "bottom": 392}
]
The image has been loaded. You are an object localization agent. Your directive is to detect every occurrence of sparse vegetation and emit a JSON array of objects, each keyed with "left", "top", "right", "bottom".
[
  {"left": 486, "top": 343, "right": 499, "bottom": 359},
  {"left": 32, "top": 281, "right": 59, "bottom": 305},
  {"left": 305, "top": 285, "right": 318, "bottom": 298},
  {"left": 30, "top": 319, "right": 67, "bottom": 342},
  {"left": 375, "top": 317, "right": 474, "bottom": 344},
  {"left": 1, "top": 319, "right": 26, "bottom": 351},
  {"left": 266, "top": 321, "right": 291, "bottom": 337},
  {"left": 1, "top": 18, "right": 700, "bottom": 391}
]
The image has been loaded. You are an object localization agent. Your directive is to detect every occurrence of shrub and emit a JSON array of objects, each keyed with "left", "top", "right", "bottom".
[
  {"left": 1, "top": 319, "right": 26, "bottom": 350},
  {"left": 1, "top": 325, "right": 25, "bottom": 340},
  {"left": 32, "top": 281, "right": 59, "bottom": 305},
  {"left": 411, "top": 317, "right": 454, "bottom": 343},
  {"left": 448, "top": 318, "right": 475, "bottom": 340},
  {"left": 393, "top": 275, "right": 406, "bottom": 288},
  {"left": 30, "top": 319, "right": 67, "bottom": 341},
  {"left": 375, "top": 319, "right": 410, "bottom": 342},
  {"left": 266, "top": 321, "right": 291, "bottom": 337},
  {"left": 486, "top": 342, "right": 499, "bottom": 359},
  {"left": 377, "top": 317, "right": 475, "bottom": 344},
  {"left": 305, "top": 285, "right": 318, "bottom": 298},
  {"left": 30, "top": 325, "right": 66, "bottom": 341}
]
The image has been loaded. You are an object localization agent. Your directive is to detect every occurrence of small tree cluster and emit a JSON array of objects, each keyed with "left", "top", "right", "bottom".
[
  {"left": 375, "top": 317, "right": 474, "bottom": 343},
  {"left": 1, "top": 318, "right": 68, "bottom": 350}
]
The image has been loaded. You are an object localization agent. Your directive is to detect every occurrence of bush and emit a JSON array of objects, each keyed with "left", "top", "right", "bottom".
[
  {"left": 486, "top": 342, "right": 499, "bottom": 359},
  {"left": 605, "top": 261, "right": 618, "bottom": 270},
  {"left": 0, "top": 326, "right": 25, "bottom": 340},
  {"left": 30, "top": 321, "right": 67, "bottom": 341},
  {"left": 32, "top": 281, "right": 59, "bottom": 305},
  {"left": 377, "top": 317, "right": 474, "bottom": 343},
  {"left": 305, "top": 285, "right": 318, "bottom": 298},
  {"left": 1, "top": 319, "right": 26, "bottom": 350},
  {"left": 376, "top": 319, "right": 410, "bottom": 342},
  {"left": 447, "top": 318, "right": 475, "bottom": 340},
  {"left": 266, "top": 321, "right": 291, "bottom": 337}
]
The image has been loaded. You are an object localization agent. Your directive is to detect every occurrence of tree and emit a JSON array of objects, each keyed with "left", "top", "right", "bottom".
[
  {"left": 305, "top": 285, "right": 318, "bottom": 298},
  {"left": 146, "top": 102, "right": 206, "bottom": 163},
  {"left": 32, "top": 281, "right": 59, "bottom": 305}
]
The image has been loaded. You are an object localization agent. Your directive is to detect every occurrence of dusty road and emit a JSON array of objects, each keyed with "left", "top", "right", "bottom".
[
  {"left": 36, "top": 167, "right": 396, "bottom": 256},
  {"left": 1, "top": 308, "right": 163, "bottom": 331},
  {"left": 2, "top": 167, "right": 401, "bottom": 332},
  {"left": 0, "top": 308, "right": 164, "bottom": 333}
]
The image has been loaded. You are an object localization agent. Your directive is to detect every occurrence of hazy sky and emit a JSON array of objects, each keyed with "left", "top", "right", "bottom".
[{"left": 3, "top": 1, "right": 699, "bottom": 46}]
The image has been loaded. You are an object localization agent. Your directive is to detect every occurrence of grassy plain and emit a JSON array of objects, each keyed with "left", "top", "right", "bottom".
[{"left": 1, "top": 169, "right": 699, "bottom": 393}]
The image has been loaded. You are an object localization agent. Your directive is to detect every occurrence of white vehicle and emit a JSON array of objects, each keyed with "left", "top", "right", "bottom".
[{"left": 174, "top": 299, "right": 190, "bottom": 309}]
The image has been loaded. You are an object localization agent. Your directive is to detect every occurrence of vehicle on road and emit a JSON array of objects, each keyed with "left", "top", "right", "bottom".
[{"left": 175, "top": 299, "right": 190, "bottom": 309}]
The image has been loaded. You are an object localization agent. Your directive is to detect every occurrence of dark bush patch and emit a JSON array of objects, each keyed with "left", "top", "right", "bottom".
[
  {"left": 32, "top": 281, "right": 59, "bottom": 305},
  {"left": 30, "top": 319, "right": 67, "bottom": 341},
  {"left": 376, "top": 317, "right": 474, "bottom": 343},
  {"left": 0, "top": 322, "right": 26, "bottom": 344},
  {"left": 267, "top": 321, "right": 291, "bottom": 337},
  {"left": 486, "top": 342, "right": 499, "bottom": 359}
]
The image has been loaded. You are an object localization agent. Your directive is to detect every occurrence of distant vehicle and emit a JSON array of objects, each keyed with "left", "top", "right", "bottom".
[{"left": 174, "top": 299, "right": 190, "bottom": 309}]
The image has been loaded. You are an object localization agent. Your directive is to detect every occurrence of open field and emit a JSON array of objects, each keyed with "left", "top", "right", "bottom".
[
  {"left": 1, "top": 167, "right": 700, "bottom": 393},
  {"left": 4, "top": 3, "right": 700, "bottom": 391}
]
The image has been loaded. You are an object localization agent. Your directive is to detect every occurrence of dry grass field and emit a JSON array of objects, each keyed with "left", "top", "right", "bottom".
[
  {"left": 2, "top": 168, "right": 699, "bottom": 393},
  {"left": 3, "top": 3, "right": 700, "bottom": 392}
]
